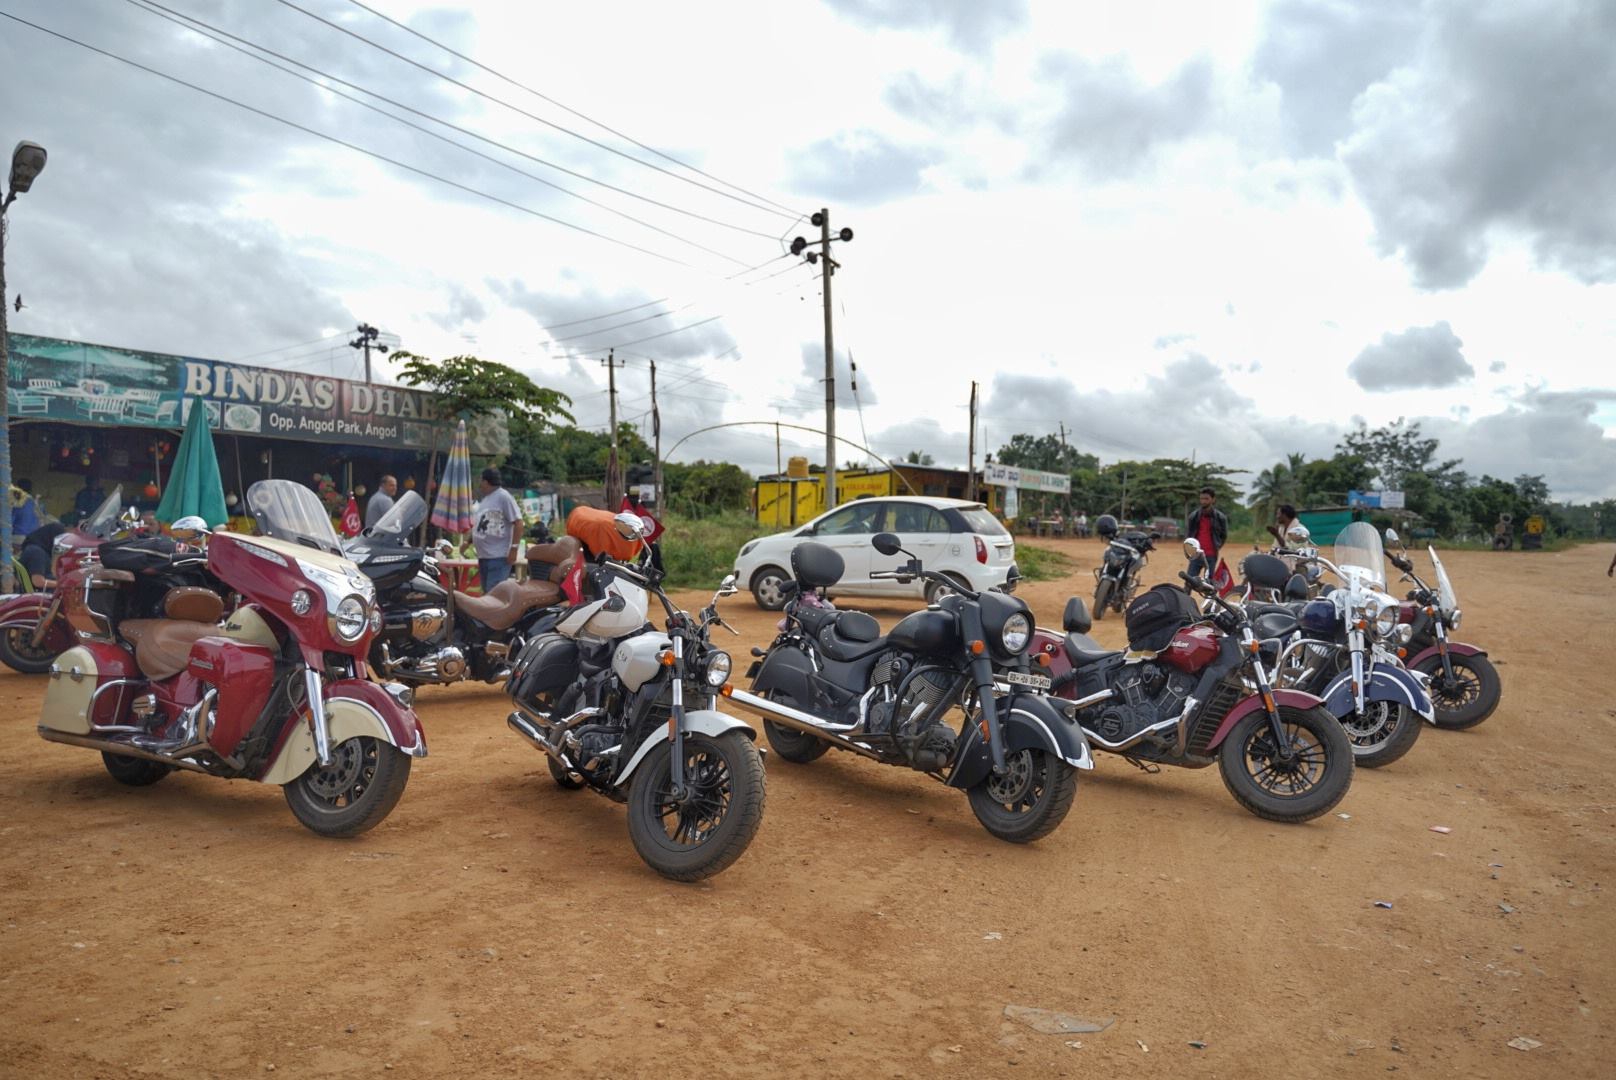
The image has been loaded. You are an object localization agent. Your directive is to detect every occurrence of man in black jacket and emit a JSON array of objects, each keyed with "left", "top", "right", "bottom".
[{"left": 1185, "top": 487, "right": 1228, "bottom": 579}]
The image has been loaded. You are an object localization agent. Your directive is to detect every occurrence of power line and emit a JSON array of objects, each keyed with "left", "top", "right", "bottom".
[
  {"left": 272, "top": 0, "right": 796, "bottom": 221},
  {"left": 342, "top": 0, "right": 800, "bottom": 218},
  {"left": 0, "top": 10, "right": 701, "bottom": 269},
  {"left": 232, "top": 328, "right": 348, "bottom": 361},
  {"left": 539, "top": 296, "right": 670, "bottom": 332},
  {"left": 581, "top": 314, "right": 727, "bottom": 350},
  {"left": 125, "top": 0, "right": 761, "bottom": 264},
  {"left": 546, "top": 302, "right": 697, "bottom": 344}
]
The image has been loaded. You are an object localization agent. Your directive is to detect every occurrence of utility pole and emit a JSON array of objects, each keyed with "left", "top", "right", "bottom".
[
  {"left": 602, "top": 349, "right": 624, "bottom": 506},
  {"left": 790, "top": 209, "right": 854, "bottom": 512},
  {"left": 1058, "top": 421, "right": 1072, "bottom": 515},
  {"left": 966, "top": 381, "right": 978, "bottom": 501},
  {"left": 1, "top": 140, "right": 49, "bottom": 596},
  {"left": 649, "top": 358, "right": 661, "bottom": 513},
  {"left": 349, "top": 323, "right": 390, "bottom": 383}
]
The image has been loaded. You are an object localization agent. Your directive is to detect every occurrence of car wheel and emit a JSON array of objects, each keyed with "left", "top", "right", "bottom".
[
  {"left": 750, "top": 566, "right": 790, "bottom": 610},
  {"left": 925, "top": 573, "right": 971, "bottom": 606}
]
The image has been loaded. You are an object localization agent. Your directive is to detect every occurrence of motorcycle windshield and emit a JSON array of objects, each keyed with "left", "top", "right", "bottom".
[
  {"left": 80, "top": 485, "right": 124, "bottom": 538},
  {"left": 368, "top": 490, "right": 427, "bottom": 541},
  {"left": 246, "top": 480, "right": 343, "bottom": 555},
  {"left": 1333, "top": 522, "right": 1386, "bottom": 588},
  {"left": 1428, "top": 546, "right": 1459, "bottom": 612}
]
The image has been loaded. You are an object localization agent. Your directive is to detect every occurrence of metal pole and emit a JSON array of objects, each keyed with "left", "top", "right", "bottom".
[
  {"left": 604, "top": 349, "right": 621, "bottom": 506},
  {"left": 0, "top": 201, "right": 12, "bottom": 592},
  {"left": 966, "top": 380, "right": 977, "bottom": 502},
  {"left": 650, "top": 358, "right": 662, "bottom": 513},
  {"left": 820, "top": 207, "right": 836, "bottom": 512}
]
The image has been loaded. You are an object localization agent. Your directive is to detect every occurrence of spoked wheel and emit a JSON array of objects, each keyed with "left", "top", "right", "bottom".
[
  {"left": 284, "top": 736, "right": 412, "bottom": 838},
  {"left": 966, "top": 748, "right": 1079, "bottom": 843},
  {"left": 1218, "top": 705, "right": 1353, "bottom": 822},
  {"left": 547, "top": 754, "right": 587, "bottom": 789},
  {"left": 0, "top": 625, "right": 61, "bottom": 674},
  {"left": 1342, "top": 700, "right": 1422, "bottom": 768},
  {"left": 1412, "top": 654, "right": 1500, "bottom": 730},
  {"left": 759, "top": 688, "right": 829, "bottom": 764},
  {"left": 627, "top": 731, "right": 765, "bottom": 881},
  {"left": 1092, "top": 578, "right": 1115, "bottom": 620}
]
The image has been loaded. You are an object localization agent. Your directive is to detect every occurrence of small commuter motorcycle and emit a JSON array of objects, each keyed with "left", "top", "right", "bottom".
[
  {"left": 505, "top": 513, "right": 764, "bottom": 881},
  {"left": 345, "top": 491, "right": 573, "bottom": 687},
  {"left": 0, "top": 486, "right": 138, "bottom": 673},
  {"left": 1034, "top": 553, "right": 1354, "bottom": 823},
  {"left": 1385, "top": 531, "right": 1501, "bottom": 730},
  {"left": 730, "top": 532, "right": 1092, "bottom": 844},
  {"left": 1092, "top": 529, "right": 1156, "bottom": 620},
  {"left": 36, "top": 480, "right": 426, "bottom": 837}
]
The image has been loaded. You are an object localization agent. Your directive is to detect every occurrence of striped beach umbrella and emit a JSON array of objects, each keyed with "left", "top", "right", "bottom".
[{"left": 430, "top": 419, "right": 475, "bottom": 534}]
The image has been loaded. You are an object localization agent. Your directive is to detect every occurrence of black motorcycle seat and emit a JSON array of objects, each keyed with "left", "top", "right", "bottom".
[
  {"left": 1064, "top": 633, "right": 1120, "bottom": 667},
  {"left": 815, "top": 622, "right": 889, "bottom": 663},
  {"left": 1253, "top": 611, "right": 1301, "bottom": 640}
]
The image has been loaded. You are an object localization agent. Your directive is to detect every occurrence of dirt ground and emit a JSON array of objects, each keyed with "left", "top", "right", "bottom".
[{"left": 1, "top": 539, "right": 1611, "bottom": 1079}]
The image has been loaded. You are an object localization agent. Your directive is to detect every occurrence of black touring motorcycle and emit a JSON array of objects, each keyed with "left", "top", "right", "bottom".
[{"left": 726, "top": 533, "right": 1092, "bottom": 843}]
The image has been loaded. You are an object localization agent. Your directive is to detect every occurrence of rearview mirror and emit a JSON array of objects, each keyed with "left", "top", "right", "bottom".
[
  {"left": 613, "top": 511, "right": 646, "bottom": 541},
  {"left": 1182, "top": 537, "right": 1203, "bottom": 560},
  {"left": 718, "top": 573, "right": 738, "bottom": 596},
  {"left": 871, "top": 531, "right": 902, "bottom": 556},
  {"left": 1384, "top": 528, "right": 1401, "bottom": 546}
]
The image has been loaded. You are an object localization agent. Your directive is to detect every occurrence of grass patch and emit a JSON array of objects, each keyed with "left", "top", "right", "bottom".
[
  {"left": 659, "top": 510, "right": 767, "bottom": 591},
  {"left": 1015, "top": 543, "right": 1076, "bottom": 582}
]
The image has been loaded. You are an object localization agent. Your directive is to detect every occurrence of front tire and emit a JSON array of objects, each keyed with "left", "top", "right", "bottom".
[
  {"left": 627, "top": 731, "right": 765, "bottom": 881},
  {"left": 750, "top": 566, "right": 790, "bottom": 611},
  {"left": 1342, "top": 701, "right": 1423, "bottom": 769},
  {"left": 0, "top": 625, "right": 61, "bottom": 674},
  {"left": 1092, "top": 578, "right": 1115, "bottom": 620},
  {"left": 966, "top": 749, "right": 1079, "bottom": 843},
  {"left": 101, "top": 752, "right": 173, "bottom": 787},
  {"left": 759, "top": 688, "right": 828, "bottom": 763},
  {"left": 1218, "top": 705, "right": 1353, "bottom": 823},
  {"left": 1412, "top": 653, "right": 1500, "bottom": 730},
  {"left": 284, "top": 736, "right": 412, "bottom": 838}
]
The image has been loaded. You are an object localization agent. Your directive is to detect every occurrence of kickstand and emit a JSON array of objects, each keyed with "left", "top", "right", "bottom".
[{"left": 1123, "top": 756, "right": 1161, "bottom": 775}]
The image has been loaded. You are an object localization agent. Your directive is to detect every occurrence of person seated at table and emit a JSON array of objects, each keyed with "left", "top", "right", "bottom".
[
  {"left": 74, "top": 473, "right": 105, "bottom": 520},
  {"left": 18, "top": 521, "right": 66, "bottom": 590}
]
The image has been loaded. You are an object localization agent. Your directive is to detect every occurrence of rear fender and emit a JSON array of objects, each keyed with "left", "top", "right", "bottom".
[
  {"left": 1408, "top": 640, "right": 1485, "bottom": 668},
  {"left": 1205, "top": 688, "right": 1325, "bottom": 751},
  {"left": 1322, "top": 666, "right": 1435, "bottom": 722},
  {"left": 613, "top": 709, "right": 756, "bottom": 787},
  {"left": 258, "top": 678, "right": 426, "bottom": 786},
  {"left": 749, "top": 646, "right": 816, "bottom": 707},
  {"left": 948, "top": 693, "right": 1093, "bottom": 790}
]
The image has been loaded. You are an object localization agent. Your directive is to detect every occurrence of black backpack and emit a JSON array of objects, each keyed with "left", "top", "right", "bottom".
[{"left": 1124, "top": 584, "right": 1199, "bottom": 652}]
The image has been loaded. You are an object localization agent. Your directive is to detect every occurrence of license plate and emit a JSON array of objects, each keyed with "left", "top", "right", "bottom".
[{"left": 1004, "top": 671, "right": 1051, "bottom": 690}]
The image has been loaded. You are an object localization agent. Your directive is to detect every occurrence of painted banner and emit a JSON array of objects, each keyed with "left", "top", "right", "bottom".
[
  {"left": 983, "top": 462, "right": 1071, "bottom": 494},
  {"left": 6, "top": 333, "right": 508, "bottom": 454}
]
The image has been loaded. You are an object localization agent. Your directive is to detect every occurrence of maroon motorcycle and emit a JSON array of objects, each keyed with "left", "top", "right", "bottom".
[
  {"left": 36, "top": 479, "right": 426, "bottom": 837},
  {"left": 0, "top": 485, "right": 134, "bottom": 673}
]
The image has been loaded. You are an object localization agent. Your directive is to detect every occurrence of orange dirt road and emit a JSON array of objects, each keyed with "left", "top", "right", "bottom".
[{"left": 2, "top": 541, "right": 1612, "bottom": 1079}]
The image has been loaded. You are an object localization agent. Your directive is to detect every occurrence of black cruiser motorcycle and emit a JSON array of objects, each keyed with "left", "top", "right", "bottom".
[{"left": 727, "top": 533, "right": 1092, "bottom": 843}]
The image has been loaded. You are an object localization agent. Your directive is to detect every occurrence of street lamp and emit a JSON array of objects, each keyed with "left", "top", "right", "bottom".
[{"left": 2, "top": 140, "right": 48, "bottom": 594}]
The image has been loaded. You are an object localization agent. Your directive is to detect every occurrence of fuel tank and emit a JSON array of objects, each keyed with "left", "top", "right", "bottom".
[
  {"left": 887, "top": 609, "right": 959, "bottom": 655},
  {"left": 1160, "top": 623, "right": 1221, "bottom": 674}
]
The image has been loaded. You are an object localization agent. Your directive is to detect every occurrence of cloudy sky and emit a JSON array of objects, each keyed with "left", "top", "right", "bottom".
[{"left": 3, "top": 0, "right": 1613, "bottom": 499}]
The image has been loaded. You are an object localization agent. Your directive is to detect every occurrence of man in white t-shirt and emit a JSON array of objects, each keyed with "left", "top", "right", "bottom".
[{"left": 472, "top": 467, "right": 522, "bottom": 591}]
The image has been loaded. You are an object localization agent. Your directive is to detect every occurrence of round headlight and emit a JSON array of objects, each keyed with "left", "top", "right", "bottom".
[
  {"left": 369, "top": 607, "right": 384, "bottom": 633},
  {"left": 1371, "top": 602, "right": 1398, "bottom": 638},
  {"left": 704, "top": 650, "right": 732, "bottom": 687},
  {"left": 332, "top": 596, "right": 368, "bottom": 642},
  {"left": 1447, "top": 608, "right": 1462, "bottom": 630},
  {"left": 1396, "top": 623, "right": 1413, "bottom": 645},
  {"left": 1001, "top": 611, "right": 1032, "bottom": 654},
  {"left": 290, "top": 589, "right": 313, "bottom": 616}
]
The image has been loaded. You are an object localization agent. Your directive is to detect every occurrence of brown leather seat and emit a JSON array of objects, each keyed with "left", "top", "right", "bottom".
[
  {"left": 456, "top": 578, "right": 562, "bottom": 631},
  {"left": 118, "top": 619, "right": 219, "bottom": 680},
  {"left": 526, "top": 536, "right": 582, "bottom": 584},
  {"left": 163, "top": 587, "right": 225, "bottom": 624}
]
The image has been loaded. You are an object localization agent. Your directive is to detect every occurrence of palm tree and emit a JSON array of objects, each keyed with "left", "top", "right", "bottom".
[{"left": 1248, "top": 461, "right": 1301, "bottom": 524}]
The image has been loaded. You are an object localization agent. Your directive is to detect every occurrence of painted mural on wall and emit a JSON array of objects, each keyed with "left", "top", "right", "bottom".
[{"left": 6, "top": 334, "right": 509, "bottom": 455}]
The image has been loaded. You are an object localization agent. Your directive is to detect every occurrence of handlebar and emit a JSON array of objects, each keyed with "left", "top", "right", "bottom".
[{"left": 1179, "top": 571, "right": 1240, "bottom": 618}]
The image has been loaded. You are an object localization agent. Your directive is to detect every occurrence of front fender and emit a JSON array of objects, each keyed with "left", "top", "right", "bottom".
[
  {"left": 613, "top": 708, "right": 756, "bottom": 787},
  {"left": 1322, "top": 667, "right": 1435, "bottom": 722},
  {"left": 257, "top": 679, "right": 427, "bottom": 786},
  {"left": 1408, "top": 640, "right": 1486, "bottom": 668},
  {"left": 948, "top": 693, "right": 1093, "bottom": 790},
  {"left": 0, "top": 592, "right": 55, "bottom": 631},
  {"left": 1206, "top": 689, "right": 1326, "bottom": 752}
]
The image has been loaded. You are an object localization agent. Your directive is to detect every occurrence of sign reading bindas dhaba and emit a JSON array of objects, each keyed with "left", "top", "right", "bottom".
[{"left": 7, "top": 333, "right": 508, "bottom": 455}]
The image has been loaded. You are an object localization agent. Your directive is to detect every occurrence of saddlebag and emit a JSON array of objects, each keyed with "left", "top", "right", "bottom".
[
  {"left": 186, "top": 639, "right": 279, "bottom": 759},
  {"left": 1124, "top": 584, "right": 1198, "bottom": 653},
  {"left": 41, "top": 642, "right": 141, "bottom": 735}
]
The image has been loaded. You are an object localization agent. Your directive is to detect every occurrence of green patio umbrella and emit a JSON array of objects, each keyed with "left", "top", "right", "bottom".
[{"left": 155, "top": 398, "right": 228, "bottom": 526}]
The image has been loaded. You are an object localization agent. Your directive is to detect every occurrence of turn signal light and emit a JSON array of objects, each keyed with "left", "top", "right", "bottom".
[
  {"left": 658, "top": 650, "right": 676, "bottom": 667},
  {"left": 968, "top": 639, "right": 986, "bottom": 655},
  {"left": 1035, "top": 652, "right": 1051, "bottom": 667},
  {"left": 1397, "top": 648, "right": 1408, "bottom": 659},
  {"left": 719, "top": 683, "right": 733, "bottom": 697}
]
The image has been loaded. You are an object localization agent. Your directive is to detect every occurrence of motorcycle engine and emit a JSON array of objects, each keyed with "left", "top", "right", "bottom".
[
  {"left": 564, "top": 723, "right": 623, "bottom": 778},
  {"left": 868, "top": 653, "right": 957, "bottom": 770},
  {"left": 1093, "top": 662, "right": 1197, "bottom": 744}
]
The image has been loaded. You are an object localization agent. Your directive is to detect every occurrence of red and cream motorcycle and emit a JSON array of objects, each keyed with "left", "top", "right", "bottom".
[{"left": 37, "top": 480, "right": 426, "bottom": 837}]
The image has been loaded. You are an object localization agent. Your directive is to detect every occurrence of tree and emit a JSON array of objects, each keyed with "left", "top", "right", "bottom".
[
  {"left": 1336, "top": 418, "right": 1462, "bottom": 492},
  {"left": 995, "top": 433, "right": 1097, "bottom": 474},
  {"left": 904, "top": 450, "right": 935, "bottom": 466}
]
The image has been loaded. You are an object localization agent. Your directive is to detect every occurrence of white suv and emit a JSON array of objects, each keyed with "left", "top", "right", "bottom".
[{"left": 734, "top": 497, "right": 1017, "bottom": 610}]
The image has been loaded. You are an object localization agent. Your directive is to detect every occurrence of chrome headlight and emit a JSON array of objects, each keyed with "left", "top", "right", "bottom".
[
  {"left": 1000, "top": 611, "right": 1032, "bottom": 654},
  {"left": 1395, "top": 623, "right": 1414, "bottom": 645},
  {"left": 1446, "top": 608, "right": 1462, "bottom": 630},
  {"left": 290, "top": 589, "right": 313, "bottom": 617},
  {"left": 1369, "top": 598, "right": 1398, "bottom": 638},
  {"left": 331, "top": 596, "right": 368, "bottom": 642},
  {"left": 704, "top": 650, "right": 732, "bottom": 687}
]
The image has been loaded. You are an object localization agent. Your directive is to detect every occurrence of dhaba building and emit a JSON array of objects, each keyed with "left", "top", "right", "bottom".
[{"left": 6, "top": 333, "right": 506, "bottom": 523}]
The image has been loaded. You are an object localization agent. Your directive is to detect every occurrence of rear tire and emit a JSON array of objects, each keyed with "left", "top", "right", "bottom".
[
  {"left": 1092, "top": 578, "right": 1115, "bottom": 620},
  {"left": 1343, "top": 701, "right": 1422, "bottom": 769},
  {"left": 966, "top": 749, "right": 1079, "bottom": 843},
  {"left": 759, "top": 689, "right": 829, "bottom": 763},
  {"left": 1218, "top": 705, "right": 1353, "bottom": 823},
  {"left": 1412, "top": 653, "right": 1500, "bottom": 730},
  {"left": 750, "top": 566, "right": 790, "bottom": 611},
  {"left": 0, "top": 625, "right": 60, "bottom": 674},
  {"left": 925, "top": 574, "right": 970, "bottom": 606},
  {"left": 284, "top": 736, "right": 412, "bottom": 838},
  {"left": 627, "top": 731, "right": 765, "bottom": 881},
  {"left": 101, "top": 752, "right": 173, "bottom": 787}
]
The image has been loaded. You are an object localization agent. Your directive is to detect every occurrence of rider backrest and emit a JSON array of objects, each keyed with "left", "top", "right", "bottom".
[
  {"left": 791, "top": 541, "right": 844, "bottom": 588},
  {"left": 1241, "top": 552, "right": 1291, "bottom": 591},
  {"left": 1062, "top": 597, "right": 1093, "bottom": 634},
  {"left": 527, "top": 536, "right": 582, "bottom": 583},
  {"left": 162, "top": 586, "right": 224, "bottom": 624}
]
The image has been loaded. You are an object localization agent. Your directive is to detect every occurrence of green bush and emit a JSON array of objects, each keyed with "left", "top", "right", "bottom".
[
  {"left": 1015, "top": 544, "right": 1075, "bottom": 583},
  {"left": 659, "top": 511, "right": 766, "bottom": 591}
]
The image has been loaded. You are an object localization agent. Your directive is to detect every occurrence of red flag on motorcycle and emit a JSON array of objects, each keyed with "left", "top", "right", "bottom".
[
  {"left": 341, "top": 495, "right": 362, "bottom": 538},
  {"left": 1212, "top": 558, "right": 1235, "bottom": 597},
  {"left": 619, "top": 496, "right": 664, "bottom": 543}
]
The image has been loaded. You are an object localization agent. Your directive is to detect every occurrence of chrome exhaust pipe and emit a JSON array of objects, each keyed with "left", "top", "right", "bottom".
[
  {"left": 507, "top": 711, "right": 570, "bottom": 766},
  {"left": 37, "top": 727, "right": 212, "bottom": 774},
  {"left": 723, "top": 688, "right": 884, "bottom": 762}
]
